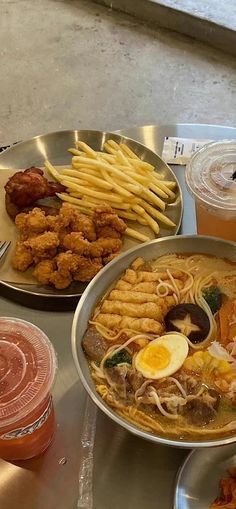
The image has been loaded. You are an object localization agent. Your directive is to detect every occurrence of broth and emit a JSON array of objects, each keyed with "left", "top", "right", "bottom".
[{"left": 83, "top": 253, "right": 236, "bottom": 441}]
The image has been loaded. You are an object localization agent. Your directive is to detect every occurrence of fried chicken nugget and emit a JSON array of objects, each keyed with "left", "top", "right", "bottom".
[
  {"left": 49, "top": 271, "right": 72, "bottom": 290},
  {"left": 12, "top": 242, "right": 34, "bottom": 271},
  {"left": 73, "top": 257, "right": 102, "bottom": 282},
  {"left": 93, "top": 205, "right": 126, "bottom": 233},
  {"left": 33, "top": 259, "right": 57, "bottom": 285},
  {"left": 89, "top": 238, "right": 122, "bottom": 258},
  {"left": 62, "top": 232, "right": 90, "bottom": 255},
  {"left": 24, "top": 232, "right": 59, "bottom": 260},
  {"left": 56, "top": 251, "right": 83, "bottom": 277},
  {"left": 59, "top": 203, "right": 96, "bottom": 241},
  {"left": 15, "top": 207, "right": 49, "bottom": 239}
]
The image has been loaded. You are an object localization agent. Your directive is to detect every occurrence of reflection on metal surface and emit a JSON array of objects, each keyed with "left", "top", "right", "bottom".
[{"left": 36, "top": 138, "right": 48, "bottom": 160}]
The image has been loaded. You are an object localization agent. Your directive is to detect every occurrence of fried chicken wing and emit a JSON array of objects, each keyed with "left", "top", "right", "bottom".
[
  {"left": 24, "top": 231, "right": 59, "bottom": 260},
  {"left": 73, "top": 257, "right": 102, "bottom": 282},
  {"left": 93, "top": 205, "right": 126, "bottom": 238},
  {"left": 5, "top": 167, "right": 65, "bottom": 219},
  {"left": 12, "top": 242, "right": 34, "bottom": 271},
  {"left": 15, "top": 208, "right": 49, "bottom": 239},
  {"left": 33, "top": 259, "right": 57, "bottom": 285}
]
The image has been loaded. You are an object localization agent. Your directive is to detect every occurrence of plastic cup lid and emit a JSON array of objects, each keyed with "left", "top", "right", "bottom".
[
  {"left": 186, "top": 140, "right": 236, "bottom": 211},
  {"left": 0, "top": 317, "right": 57, "bottom": 428}
]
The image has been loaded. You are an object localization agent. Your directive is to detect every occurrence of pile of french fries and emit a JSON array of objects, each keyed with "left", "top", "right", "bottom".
[{"left": 45, "top": 139, "right": 177, "bottom": 243}]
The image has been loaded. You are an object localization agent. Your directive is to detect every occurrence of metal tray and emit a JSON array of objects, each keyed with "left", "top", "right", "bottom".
[
  {"left": 174, "top": 443, "right": 236, "bottom": 509},
  {"left": 0, "top": 129, "right": 182, "bottom": 300}
]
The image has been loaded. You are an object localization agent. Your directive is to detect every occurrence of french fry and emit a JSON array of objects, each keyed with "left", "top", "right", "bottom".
[
  {"left": 119, "top": 143, "right": 140, "bottom": 160},
  {"left": 124, "top": 228, "right": 151, "bottom": 242},
  {"left": 44, "top": 160, "right": 61, "bottom": 182},
  {"left": 76, "top": 140, "right": 98, "bottom": 159},
  {"left": 60, "top": 170, "right": 113, "bottom": 190},
  {"left": 61, "top": 179, "right": 123, "bottom": 203},
  {"left": 139, "top": 199, "right": 176, "bottom": 227}
]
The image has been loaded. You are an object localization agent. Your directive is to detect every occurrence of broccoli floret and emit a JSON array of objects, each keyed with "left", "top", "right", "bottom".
[
  {"left": 202, "top": 286, "right": 222, "bottom": 314},
  {"left": 104, "top": 349, "right": 132, "bottom": 368}
]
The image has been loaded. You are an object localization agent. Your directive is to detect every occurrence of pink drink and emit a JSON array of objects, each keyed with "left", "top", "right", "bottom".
[{"left": 0, "top": 317, "right": 57, "bottom": 460}]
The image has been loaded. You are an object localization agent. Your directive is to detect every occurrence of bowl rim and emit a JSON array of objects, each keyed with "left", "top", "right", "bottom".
[{"left": 71, "top": 234, "right": 236, "bottom": 448}]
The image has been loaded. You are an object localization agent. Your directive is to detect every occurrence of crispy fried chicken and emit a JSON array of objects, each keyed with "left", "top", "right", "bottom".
[
  {"left": 93, "top": 205, "right": 126, "bottom": 239},
  {"left": 5, "top": 167, "right": 65, "bottom": 219}
]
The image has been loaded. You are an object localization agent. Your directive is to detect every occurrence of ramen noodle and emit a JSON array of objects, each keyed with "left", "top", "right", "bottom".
[{"left": 82, "top": 253, "right": 236, "bottom": 440}]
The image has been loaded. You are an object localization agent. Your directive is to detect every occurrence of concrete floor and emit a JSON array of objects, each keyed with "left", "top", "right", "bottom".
[{"left": 0, "top": 0, "right": 236, "bottom": 145}]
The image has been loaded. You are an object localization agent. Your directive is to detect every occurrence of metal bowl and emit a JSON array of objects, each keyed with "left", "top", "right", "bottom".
[
  {"left": 0, "top": 129, "right": 182, "bottom": 300},
  {"left": 72, "top": 235, "right": 236, "bottom": 448}
]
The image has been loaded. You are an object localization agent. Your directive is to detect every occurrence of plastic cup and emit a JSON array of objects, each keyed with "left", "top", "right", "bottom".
[
  {"left": 186, "top": 140, "right": 236, "bottom": 241},
  {"left": 0, "top": 317, "right": 57, "bottom": 461}
]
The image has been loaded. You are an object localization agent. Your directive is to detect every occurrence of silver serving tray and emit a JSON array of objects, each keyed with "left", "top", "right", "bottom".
[
  {"left": 72, "top": 235, "right": 236, "bottom": 448},
  {"left": 0, "top": 129, "right": 182, "bottom": 299},
  {"left": 174, "top": 443, "right": 236, "bottom": 509}
]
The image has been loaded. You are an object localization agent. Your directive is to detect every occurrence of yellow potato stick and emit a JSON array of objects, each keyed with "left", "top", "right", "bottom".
[
  {"left": 116, "top": 150, "right": 132, "bottom": 167},
  {"left": 103, "top": 142, "right": 117, "bottom": 155},
  {"left": 100, "top": 168, "right": 133, "bottom": 198},
  {"left": 76, "top": 140, "right": 98, "bottom": 159},
  {"left": 161, "top": 181, "right": 177, "bottom": 189},
  {"left": 61, "top": 171, "right": 113, "bottom": 190},
  {"left": 124, "top": 228, "right": 151, "bottom": 242},
  {"left": 141, "top": 188, "right": 166, "bottom": 211},
  {"left": 80, "top": 197, "right": 131, "bottom": 210},
  {"left": 132, "top": 204, "right": 159, "bottom": 234},
  {"left": 151, "top": 176, "right": 176, "bottom": 199},
  {"left": 106, "top": 139, "right": 120, "bottom": 151},
  {"left": 44, "top": 160, "right": 62, "bottom": 183},
  {"left": 129, "top": 159, "right": 155, "bottom": 171},
  {"left": 149, "top": 182, "right": 168, "bottom": 199},
  {"left": 140, "top": 199, "right": 176, "bottom": 227},
  {"left": 56, "top": 193, "right": 93, "bottom": 213},
  {"left": 68, "top": 148, "right": 83, "bottom": 156},
  {"left": 119, "top": 143, "right": 140, "bottom": 160},
  {"left": 61, "top": 179, "right": 123, "bottom": 203}
]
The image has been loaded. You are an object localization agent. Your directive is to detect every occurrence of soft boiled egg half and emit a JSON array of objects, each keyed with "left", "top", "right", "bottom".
[{"left": 134, "top": 333, "right": 189, "bottom": 379}]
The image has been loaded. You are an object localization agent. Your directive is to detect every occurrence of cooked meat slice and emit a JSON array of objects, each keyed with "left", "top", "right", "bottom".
[
  {"left": 105, "top": 365, "right": 130, "bottom": 399},
  {"left": 12, "top": 242, "right": 34, "bottom": 271},
  {"left": 126, "top": 370, "right": 144, "bottom": 392},
  {"left": 33, "top": 259, "right": 57, "bottom": 285},
  {"left": 184, "top": 389, "right": 220, "bottom": 426},
  {"left": 82, "top": 327, "right": 108, "bottom": 363}
]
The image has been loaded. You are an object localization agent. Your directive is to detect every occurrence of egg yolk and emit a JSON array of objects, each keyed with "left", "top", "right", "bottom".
[{"left": 141, "top": 344, "right": 171, "bottom": 371}]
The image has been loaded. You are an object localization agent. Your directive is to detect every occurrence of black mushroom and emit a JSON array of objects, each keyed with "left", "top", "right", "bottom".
[
  {"left": 165, "top": 303, "right": 210, "bottom": 343},
  {"left": 82, "top": 326, "right": 108, "bottom": 363},
  {"left": 184, "top": 389, "right": 220, "bottom": 426}
]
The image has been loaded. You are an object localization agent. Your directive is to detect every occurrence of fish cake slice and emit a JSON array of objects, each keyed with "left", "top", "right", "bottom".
[
  {"left": 101, "top": 300, "right": 165, "bottom": 320},
  {"left": 96, "top": 314, "right": 163, "bottom": 334}
]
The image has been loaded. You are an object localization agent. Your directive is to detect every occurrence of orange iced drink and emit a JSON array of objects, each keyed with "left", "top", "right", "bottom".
[
  {"left": 186, "top": 141, "right": 236, "bottom": 241},
  {"left": 0, "top": 317, "right": 57, "bottom": 461}
]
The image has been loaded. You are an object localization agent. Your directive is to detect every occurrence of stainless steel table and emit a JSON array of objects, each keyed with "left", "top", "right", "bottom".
[{"left": 1, "top": 124, "right": 236, "bottom": 509}]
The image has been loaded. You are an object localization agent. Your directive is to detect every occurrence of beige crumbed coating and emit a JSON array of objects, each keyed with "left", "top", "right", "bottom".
[
  {"left": 12, "top": 242, "right": 34, "bottom": 271},
  {"left": 12, "top": 203, "right": 126, "bottom": 289}
]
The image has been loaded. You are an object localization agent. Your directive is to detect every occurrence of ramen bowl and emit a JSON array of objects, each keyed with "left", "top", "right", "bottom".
[{"left": 71, "top": 235, "right": 236, "bottom": 448}]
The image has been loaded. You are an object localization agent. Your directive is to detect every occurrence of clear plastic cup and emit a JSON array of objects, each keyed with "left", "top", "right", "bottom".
[
  {"left": 186, "top": 140, "right": 236, "bottom": 241},
  {"left": 0, "top": 317, "right": 57, "bottom": 460}
]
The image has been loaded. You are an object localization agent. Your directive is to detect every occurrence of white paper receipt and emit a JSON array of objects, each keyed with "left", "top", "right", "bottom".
[{"left": 162, "top": 137, "right": 213, "bottom": 165}]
